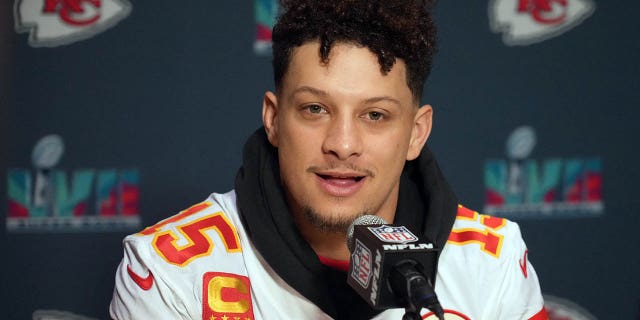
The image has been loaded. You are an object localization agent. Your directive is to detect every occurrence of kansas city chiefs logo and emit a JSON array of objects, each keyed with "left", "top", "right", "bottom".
[
  {"left": 14, "top": 0, "right": 132, "bottom": 47},
  {"left": 489, "top": 0, "right": 595, "bottom": 46}
]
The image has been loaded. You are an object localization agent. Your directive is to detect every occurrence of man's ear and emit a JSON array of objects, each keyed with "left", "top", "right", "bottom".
[
  {"left": 262, "top": 91, "right": 279, "bottom": 147},
  {"left": 406, "top": 104, "right": 433, "bottom": 160}
]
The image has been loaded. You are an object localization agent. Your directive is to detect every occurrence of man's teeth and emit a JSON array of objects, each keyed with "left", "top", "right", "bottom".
[{"left": 320, "top": 174, "right": 364, "bottom": 181}]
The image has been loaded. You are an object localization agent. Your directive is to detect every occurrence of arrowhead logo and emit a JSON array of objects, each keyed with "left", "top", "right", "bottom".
[
  {"left": 126, "top": 264, "right": 154, "bottom": 291},
  {"left": 14, "top": 0, "right": 132, "bottom": 47},
  {"left": 489, "top": 0, "right": 595, "bottom": 46}
]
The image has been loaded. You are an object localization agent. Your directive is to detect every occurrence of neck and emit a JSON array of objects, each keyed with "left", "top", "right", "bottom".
[
  {"left": 290, "top": 205, "right": 398, "bottom": 262},
  {"left": 299, "top": 225, "right": 351, "bottom": 261}
]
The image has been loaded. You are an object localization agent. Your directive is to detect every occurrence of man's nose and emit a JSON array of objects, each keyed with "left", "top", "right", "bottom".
[{"left": 321, "top": 115, "right": 363, "bottom": 160}]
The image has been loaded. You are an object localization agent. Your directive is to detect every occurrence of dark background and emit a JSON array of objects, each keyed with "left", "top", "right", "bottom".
[{"left": 2, "top": 1, "right": 639, "bottom": 319}]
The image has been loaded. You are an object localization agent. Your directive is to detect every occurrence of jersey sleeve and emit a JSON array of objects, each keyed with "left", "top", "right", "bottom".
[
  {"left": 109, "top": 196, "right": 247, "bottom": 320},
  {"left": 490, "top": 222, "right": 548, "bottom": 320},
  {"left": 438, "top": 206, "right": 548, "bottom": 320},
  {"left": 109, "top": 235, "right": 190, "bottom": 320}
]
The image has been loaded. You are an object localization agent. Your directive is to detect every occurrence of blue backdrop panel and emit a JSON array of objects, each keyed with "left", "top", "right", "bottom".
[{"left": 2, "top": 1, "right": 638, "bottom": 319}]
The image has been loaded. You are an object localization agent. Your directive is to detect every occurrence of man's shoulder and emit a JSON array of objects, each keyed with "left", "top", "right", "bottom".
[
  {"left": 444, "top": 204, "right": 526, "bottom": 262},
  {"left": 134, "top": 191, "right": 238, "bottom": 235},
  {"left": 436, "top": 206, "right": 546, "bottom": 319},
  {"left": 110, "top": 191, "right": 258, "bottom": 319},
  {"left": 121, "top": 191, "right": 246, "bottom": 270}
]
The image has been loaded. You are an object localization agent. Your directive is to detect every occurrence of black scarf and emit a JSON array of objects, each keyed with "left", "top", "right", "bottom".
[{"left": 235, "top": 128, "right": 458, "bottom": 319}]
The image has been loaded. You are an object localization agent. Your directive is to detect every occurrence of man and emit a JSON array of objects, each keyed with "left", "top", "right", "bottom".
[{"left": 110, "top": 0, "right": 548, "bottom": 319}]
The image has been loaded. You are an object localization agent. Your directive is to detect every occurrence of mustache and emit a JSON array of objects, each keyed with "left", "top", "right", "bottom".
[{"left": 307, "top": 162, "right": 375, "bottom": 178}]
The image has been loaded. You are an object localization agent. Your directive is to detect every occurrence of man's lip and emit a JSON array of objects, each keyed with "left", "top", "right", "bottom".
[
  {"left": 314, "top": 170, "right": 368, "bottom": 179},
  {"left": 315, "top": 173, "right": 366, "bottom": 197}
]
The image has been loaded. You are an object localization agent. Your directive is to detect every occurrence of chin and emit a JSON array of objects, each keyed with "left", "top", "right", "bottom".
[{"left": 302, "top": 205, "right": 370, "bottom": 233}]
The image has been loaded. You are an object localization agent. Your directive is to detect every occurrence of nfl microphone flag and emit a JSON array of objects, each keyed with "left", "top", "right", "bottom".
[{"left": 347, "top": 217, "right": 440, "bottom": 310}]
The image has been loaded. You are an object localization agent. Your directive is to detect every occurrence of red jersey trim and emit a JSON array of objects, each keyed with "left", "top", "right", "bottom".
[
  {"left": 529, "top": 307, "right": 549, "bottom": 320},
  {"left": 318, "top": 255, "right": 350, "bottom": 272}
]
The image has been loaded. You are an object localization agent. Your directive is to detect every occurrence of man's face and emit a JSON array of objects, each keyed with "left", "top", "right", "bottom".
[{"left": 263, "top": 41, "right": 432, "bottom": 232}]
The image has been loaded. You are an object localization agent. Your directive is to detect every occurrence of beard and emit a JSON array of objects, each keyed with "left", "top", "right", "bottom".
[{"left": 302, "top": 205, "right": 372, "bottom": 233}]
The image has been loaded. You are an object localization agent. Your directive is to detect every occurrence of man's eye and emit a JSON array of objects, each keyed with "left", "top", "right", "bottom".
[
  {"left": 307, "top": 104, "right": 325, "bottom": 114},
  {"left": 367, "top": 111, "right": 384, "bottom": 121}
]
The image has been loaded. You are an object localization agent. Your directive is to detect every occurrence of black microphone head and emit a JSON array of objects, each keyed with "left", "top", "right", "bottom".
[{"left": 346, "top": 215, "right": 388, "bottom": 252}]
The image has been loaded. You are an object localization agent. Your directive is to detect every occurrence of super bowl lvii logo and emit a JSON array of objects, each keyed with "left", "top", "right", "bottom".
[
  {"left": 6, "top": 134, "right": 141, "bottom": 232},
  {"left": 484, "top": 126, "right": 604, "bottom": 219},
  {"left": 254, "top": 0, "right": 278, "bottom": 55}
]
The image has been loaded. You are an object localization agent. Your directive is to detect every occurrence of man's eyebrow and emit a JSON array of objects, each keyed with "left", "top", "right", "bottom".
[
  {"left": 289, "top": 86, "right": 328, "bottom": 99},
  {"left": 290, "top": 86, "right": 402, "bottom": 107},
  {"left": 364, "top": 96, "right": 402, "bottom": 107}
]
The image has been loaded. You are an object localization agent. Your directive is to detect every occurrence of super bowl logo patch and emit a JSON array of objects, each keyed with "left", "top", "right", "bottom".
[
  {"left": 202, "top": 272, "right": 255, "bottom": 320},
  {"left": 350, "top": 239, "right": 373, "bottom": 289},
  {"left": 14, "top": 0, "right": 132, "bottom": 47},
  {"left": 368, "top": 225, "right": 418, "bottom": 244},
  {"left": 489, "top": 0, "right": 595, "bottom": 46}
]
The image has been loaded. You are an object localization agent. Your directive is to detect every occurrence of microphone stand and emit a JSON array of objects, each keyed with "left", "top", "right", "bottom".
[
  {"left": 402, "top": 309, "right": 422, "bottom": 320},
  {"left": 390, "top": 260, "right": 445, "bottom": 320}
]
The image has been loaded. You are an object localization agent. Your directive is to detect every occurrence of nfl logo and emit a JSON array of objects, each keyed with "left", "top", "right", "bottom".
[
  {"left": 368, "top": 225, "right": 419, "bottom": 244},
  {"left": 350, "top": 239, "right": 373, "bottom": 289}
]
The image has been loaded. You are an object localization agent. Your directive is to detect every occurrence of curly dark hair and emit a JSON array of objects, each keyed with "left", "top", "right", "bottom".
[{"left": 271, "top": 0, "right": 438, "bottom": 102}]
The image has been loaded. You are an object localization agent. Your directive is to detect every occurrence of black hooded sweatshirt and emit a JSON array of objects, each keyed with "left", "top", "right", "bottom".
[{"left": 235, "top": 128, "right": 458, "bottom": 319}]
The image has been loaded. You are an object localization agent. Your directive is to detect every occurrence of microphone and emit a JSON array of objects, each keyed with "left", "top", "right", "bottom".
[{"left": 346, "top": 215, "right": 445, "bottom": 320}]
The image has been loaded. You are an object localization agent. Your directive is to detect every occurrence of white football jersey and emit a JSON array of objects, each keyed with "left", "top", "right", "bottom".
[{"left": 110, "top": 191, "right": 547, "bottom": 320}]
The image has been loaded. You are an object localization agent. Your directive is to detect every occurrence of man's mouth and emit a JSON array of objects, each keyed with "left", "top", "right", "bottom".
[
  {"left": 317, "top": 174, "right": 365, "bottom": 182},
  {"left": 314, "top": 172, "right": 367, "bottom": 196}
]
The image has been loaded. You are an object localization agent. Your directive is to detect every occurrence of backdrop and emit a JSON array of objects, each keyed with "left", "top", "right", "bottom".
[{"left": 2, "top": 1, "right": 638, "bottom": 319}]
